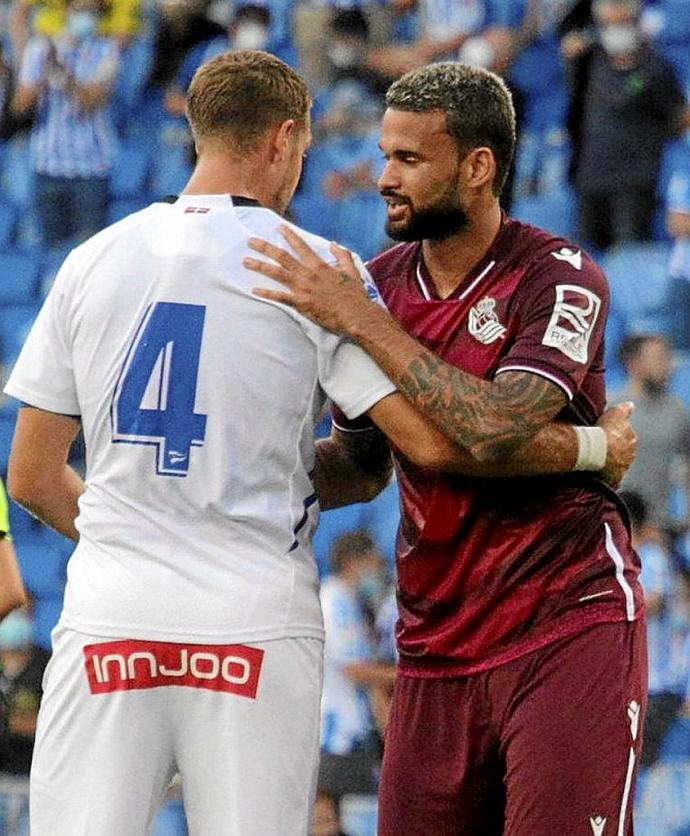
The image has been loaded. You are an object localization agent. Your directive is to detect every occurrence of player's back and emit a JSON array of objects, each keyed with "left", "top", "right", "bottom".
[{"left": 8, "top": 194, "right": 392, "bottom": 643}]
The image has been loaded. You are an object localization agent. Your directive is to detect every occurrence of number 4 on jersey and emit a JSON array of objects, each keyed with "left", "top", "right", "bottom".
[{"left": 111, "top": 302, "right": 207, "bottom": 477}]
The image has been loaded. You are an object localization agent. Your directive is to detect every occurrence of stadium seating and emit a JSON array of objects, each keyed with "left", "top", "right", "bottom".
[
  {"left": 110, "top": 140, "right": 153, "bottom": 199},
  {"left": 635, "top": 762, "right": 690, "bottom": 836},
  {"left": 0, "top": 199, "right": 18, "bottom": 248},
  {"left": 0, "top": 249, "right": 41, "bottom": 304},
  {"left": 0, "top": 304, "right": 40, "bottom": 363},
  {"left": 671, "top": 354, "right": 690, "bottom": 409},
  {"left": 0, "top": 135, "right": 33, "bottom": 208},
  {"left": 511, "top": 189, "right": 578, "bottom": 240},
  {"left": 108, "top": 194, "right": 154, "bottom": 225},
  {"left": 340, "top": 794, "right": 378, "bottom": 836},
  {"left": 602, "top": 242, "right": 674, "bottom": 336}
]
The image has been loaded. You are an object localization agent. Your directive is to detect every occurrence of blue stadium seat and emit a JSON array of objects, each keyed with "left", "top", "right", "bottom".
[
  {"left": 110, "top": 141, "right": 152, "bottom": 199},
  {"left": 0, "top": 304, "right": 40, "bottom": 363},
  {"left": 0, "top": 413, "right": 15, "bottom": 471},
  {"left": 111, "top": 37, "right": 155, "bottom": 129},
  {"left": 38, "top": 243, "right": 72, "bottom": 298},
  {"left": 0, "top": 250, "right": 41, "bottom": 304},
  {"left": 340, "top": 794, "right": 378, "bottom": 836},
  {"left": 150, "top": 137, "right": 193, "bottom": 198},
  {"left": 0, "top": 199, "right": 18, "bottom": 248},
  {"left": 602, "top": 242, "right": 674, "bottom": 337},
  {"left": 635, "top": 762, "right": 690, "bottom": 836},
  {"left": 671, "top": 354, "right": 690, "bottom": 410},
  {"left": 512, "top": 189, "right": 578, "bottom": 240},
  {"left": 0, "top": 135, "right": 33, "bottom": 208}
]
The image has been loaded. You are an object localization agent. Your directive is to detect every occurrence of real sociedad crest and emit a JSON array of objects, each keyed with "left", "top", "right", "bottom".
[{"left": 468, "top": 297, "right": 507, "bottom": 345}]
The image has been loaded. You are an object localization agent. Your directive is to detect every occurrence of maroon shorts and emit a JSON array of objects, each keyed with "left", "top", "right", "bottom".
[{"left": 378, "top": 619, "right": 647, "bottom": 836}]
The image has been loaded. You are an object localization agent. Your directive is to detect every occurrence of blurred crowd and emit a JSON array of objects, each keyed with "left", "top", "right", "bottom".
[{"left": 0, "top": 0, "right": 690, "bottom": 834}]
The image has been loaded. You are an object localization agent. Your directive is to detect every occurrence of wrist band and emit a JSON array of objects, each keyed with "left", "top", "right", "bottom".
[{"left": 573, "top": 426, "right": 608, "bottom": 471}]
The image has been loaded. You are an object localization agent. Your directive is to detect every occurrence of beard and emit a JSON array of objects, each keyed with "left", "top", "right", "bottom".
[{"left": 383, "top": 176, "right": 469, "bottom": 242}]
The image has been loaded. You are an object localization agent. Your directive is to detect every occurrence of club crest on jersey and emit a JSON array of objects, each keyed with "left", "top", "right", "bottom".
[
  {"left": 468, "top": 297, "right": 507, "bottom": 345},
  {"left": 542, "top": 284, "right": 601, "bottom": 364}
]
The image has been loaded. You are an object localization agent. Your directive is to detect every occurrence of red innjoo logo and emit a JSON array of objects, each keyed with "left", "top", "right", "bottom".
[{"left": 83, "top": 639, "right": 264, "bottom": 698}]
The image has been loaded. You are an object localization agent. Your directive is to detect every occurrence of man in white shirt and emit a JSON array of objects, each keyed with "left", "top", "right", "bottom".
[{"left": 5, "top": 49, "right": 636, "bottom": 836}]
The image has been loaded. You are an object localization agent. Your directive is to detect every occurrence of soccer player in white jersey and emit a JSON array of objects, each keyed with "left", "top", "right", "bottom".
[{"left": 4, "top": 50, "right": 636, "bottom": 835}]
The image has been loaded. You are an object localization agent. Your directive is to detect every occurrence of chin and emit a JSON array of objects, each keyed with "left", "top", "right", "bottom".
[{"left": 385, "top": 221, "right": 417, "bottom": 242}]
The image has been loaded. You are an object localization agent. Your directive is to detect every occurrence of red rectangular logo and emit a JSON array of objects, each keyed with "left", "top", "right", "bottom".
[{"left": 83, "top": 639, "right": 264, "bottom": 698}]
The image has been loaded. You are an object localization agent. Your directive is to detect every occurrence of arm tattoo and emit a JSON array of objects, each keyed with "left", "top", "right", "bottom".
[{"left": 398, "top": 351, "right": 567, "bottom": 460}]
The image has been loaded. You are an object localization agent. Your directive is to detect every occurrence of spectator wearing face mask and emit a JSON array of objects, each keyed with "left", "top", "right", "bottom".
[
  {"left": 563, "top": 0, "right": 687, "bottom": 251},
  {"left": 609, "top": 334, "right": 690, "bottom": 526},
  {"left": 9, "top": 0, "right": 141, "bottom": 55},
  {"left": 11, "top": 0, "right": 120, "bottom": 249}
]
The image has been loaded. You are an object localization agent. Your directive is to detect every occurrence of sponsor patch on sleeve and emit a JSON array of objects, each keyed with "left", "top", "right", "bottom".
[{"left": 541, "top": 284, "right": 601, "bottom": 365}]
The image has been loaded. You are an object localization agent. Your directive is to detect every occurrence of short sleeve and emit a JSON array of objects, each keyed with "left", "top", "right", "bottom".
[
  {"left": 495, "top": 250, "right": 609, "bottom": 401},
  {"left": 3, "top": 257, "right": 80, "bottom": 415}
]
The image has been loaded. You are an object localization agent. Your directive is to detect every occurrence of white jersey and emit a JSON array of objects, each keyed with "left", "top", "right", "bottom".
[{"left": 5, "top": 194, "right": 396, "bottom": 644}]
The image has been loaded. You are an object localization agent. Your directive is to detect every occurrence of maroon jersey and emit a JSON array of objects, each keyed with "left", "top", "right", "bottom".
[{"left": 366, "top": 217, "right": 644, "bottom": 677}]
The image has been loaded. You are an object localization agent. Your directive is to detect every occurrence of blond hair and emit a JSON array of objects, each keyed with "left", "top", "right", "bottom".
[{"left": 186, "top": 50, "right": 312, "bottom": 152}]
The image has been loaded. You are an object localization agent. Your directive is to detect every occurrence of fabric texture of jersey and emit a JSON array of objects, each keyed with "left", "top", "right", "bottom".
[
  {"left": 4, "top": 194, "right": 396, "bottom": 644},
  {"left": 366, "top": 216, "right": 644, "bottom": 676}
]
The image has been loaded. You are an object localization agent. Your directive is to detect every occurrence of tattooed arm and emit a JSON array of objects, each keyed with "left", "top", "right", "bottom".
[{"left": 248, "top": 229, "right": 568, "bottom": 462}]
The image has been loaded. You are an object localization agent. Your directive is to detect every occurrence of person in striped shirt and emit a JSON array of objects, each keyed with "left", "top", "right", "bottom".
[{"left": 12, "top": 0, "right": 119, "bottom": 249}]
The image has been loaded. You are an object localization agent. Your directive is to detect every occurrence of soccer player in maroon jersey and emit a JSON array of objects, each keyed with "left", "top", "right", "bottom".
[{"left": 246, "top": 63, "right": 646, "bottom": 836}]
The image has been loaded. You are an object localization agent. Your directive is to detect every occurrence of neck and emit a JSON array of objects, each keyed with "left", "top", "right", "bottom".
[
  {"left": 421, "top": 198, "right": 502, "bottom": 299},
  {"left": 182, "top": 151, "right": 275, "bottom": 210}
]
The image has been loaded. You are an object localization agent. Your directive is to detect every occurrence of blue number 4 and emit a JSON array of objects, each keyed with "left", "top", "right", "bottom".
[{"left": 111, "top": 302, "right": 207, "bottom": 477}]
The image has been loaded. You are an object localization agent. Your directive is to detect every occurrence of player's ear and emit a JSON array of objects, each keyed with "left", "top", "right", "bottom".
[
  {"left": 463, "top": 146, "right": 496, "bottom": 191},
  {"left": 270, "top": 119, "right": 296, "bottom": 163}
]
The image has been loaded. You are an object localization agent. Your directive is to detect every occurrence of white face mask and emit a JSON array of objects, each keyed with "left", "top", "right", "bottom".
[
  {"left": 328, "top": 43, "right": 358, "bottom": 70},
  {"left": 233, "top": 22, "right": 269, "bottom": 51},
  {"left": 599, "top": 23, "right": 640, "bottom": 57}
]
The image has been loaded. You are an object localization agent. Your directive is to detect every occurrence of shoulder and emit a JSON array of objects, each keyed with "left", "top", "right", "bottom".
[
  {"left": 507, "top": 217, "right": 608, "bottom": 298},
  {"left": 366, "top": 242, "right": 418, "bottom": 288},
  {"left": 245, "top": 211, "right": 339, "bottom": 266}
]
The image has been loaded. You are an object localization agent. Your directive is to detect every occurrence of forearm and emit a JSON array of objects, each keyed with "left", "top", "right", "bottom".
[
  {"left": 349, "top": 303, "right": 564, "bottom": 461},
  {"left": 313, "top": 429, "right": 393, "bottom": 510},
  {"left": 441, "top": 422, "right": 578, "bottom": 477},
  {"left": 345, "top": 660, "right": 397, "bottom": 688},
  {"left": 10, "top": 464, "right": 83, "bottom": 542},
  {"left": 0, "top": 539, "right": 27, "bottom": 618}
]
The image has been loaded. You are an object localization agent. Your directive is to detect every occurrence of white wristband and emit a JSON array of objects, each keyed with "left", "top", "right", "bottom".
[{"left": 573, "top": 426, "right": 608, "bottom": 471}]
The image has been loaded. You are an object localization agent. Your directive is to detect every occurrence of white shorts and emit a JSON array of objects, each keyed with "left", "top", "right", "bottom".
[{"left": 30, "top": 626, "right": 324, "bottom": 836}]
